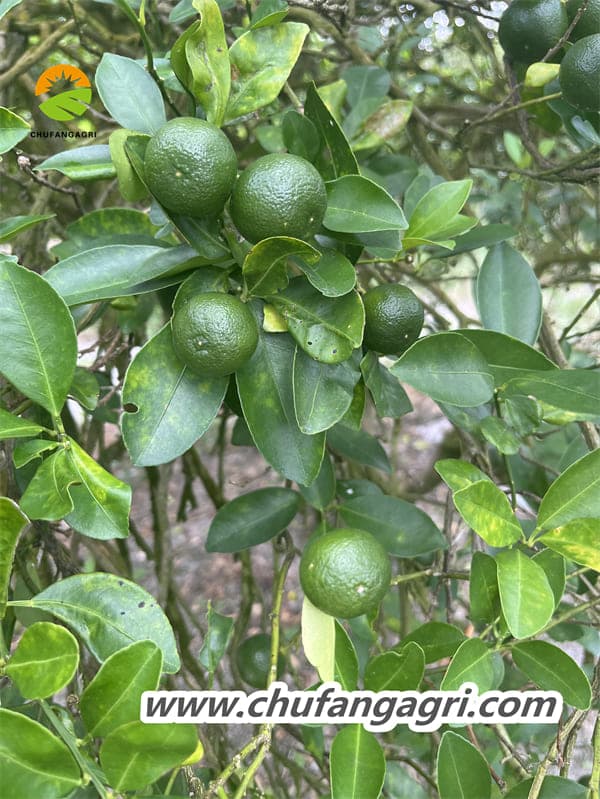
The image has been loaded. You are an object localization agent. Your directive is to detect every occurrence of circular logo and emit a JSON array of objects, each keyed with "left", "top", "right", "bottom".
[{"left": 35, "top": 64, "right": 92, "bottom": 121}]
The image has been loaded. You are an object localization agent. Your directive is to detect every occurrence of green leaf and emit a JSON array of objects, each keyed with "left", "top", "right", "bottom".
[
  {"left": 295, "top": 248, "right": 357, "bottom": 298},
  {"left": 496, "top": 549, "right": 555, "bottom": 638},
  {"left": 453, "top": 481, "right": 522, "bottom": 547},
  {"left": 340, "top": 495, "right": 446, "bottom": 557},
  {"left": 13, "top": 573, "right": 180, "bottom": 672},
  {"left": 171, "top": 0, "right": 230, "bottom": 126},
  {"left": 440, "top": 638, "right": 494, "bottom": 692},
  {"left": 437, "top": 731, "right": 492, "bottom": 799},
  {"left": 243, "top": 236, "right": 319, "bottom": 297},
  {"left": 80, "top": 640, "right": 163, "bottom": 737},
  {"left": 334, "top": 621, "right": 359, "bottom": 690},
  {"left": 536, "top": 449, "right": 600, "bottom": 532},
  {"left": 236, "top": 325, "right": 325, "bottom": 485},
  {"left": 20, "top": 448, "right": 77, "bottom": 520},
  {"left": 198, "top": 605, "right": 234, "bottom": 673},
  {"left": 109, "top": 129, "right": 147, "bottom": 202},
  {"left": 5, "top": 622, "right": 78, "bottom": 699},
  {"left": 206, "top": 487, "right": 300, "bottom": 552},
  {"left": 476, "top": 243, "right": 542, "bottom": 345},
  {"left": 293, "top": 347, "right": 360, "bottom": 434},
  {"left": 400, "top": 622, "right": 466, "bottom": 664},
  {"left": 0, "top": 709, "right": 81, "bottom": 799},
  {"left": 298, "top": 454, "right": 336, "bottom": 511},
  {"left": 39, "top": 88, "right": 92, "bottom": 122},
  {"left": 0, "top": 261, "right": 77, "bottom": 416},
  {"left": 251, "top": 0, "right": 289, "bottom": 28},
  {"left": 51, "top": 207, "right": 163, "bottom": 259},
  {"left": 0, "top": 0, "right": 24, "bottom": 21},
  {"left": 457, "top": 329, "right": 556, "bottom": 385},
  {"left": 435, "top": 459, "right": 490, "bottom": 493},
  {"left": 480, "top": 416, "right": 521, "bottom": 455},
  {"left": 512, "top": 640, "right": 591, "bottom": 709},
  {"left": 330, "top": 725, "right": 385, "bottom": 799},
  {"left": 501, "top": 370, "right": 600, "bottom": 417},
  {"left": 427, "top": 223, "right": 517, "bottom": 259},
  {"left": 364, "top": 642, "right": 425, "bottom": 691},
  {"left": 344, "top": 65, "right": 390, "bottom": 105},
  {"left": 328, "top": 423, "right": 390, "bottom": 473},
  {"left": 504, "top": 776, "right": 587, "bottom": 799},
  {"left": 69, "top": 367, "right": 100, "bottom": 411},
  {"left": 45, "top": 244, "right": 200, "bottom": 306},
  {"left": 361, "top": 352, "right": 412, "bottom": 418},
  {"left": 225, "top": 22, "right": 309, "bottom": 121},
  {"left": 302, "top": 596, "right": 335, "bottom": 681},
  {"left": 352, "top": 99, "right": 413, "bottom": 151},
  {"left": 0, "top": 106, "right": 30, "bottom": 153},
  {"left": 281, "top": 109, "right": 320, "bottom": 161},
  {"left": 10, "top": 438, "right": 56, "bottom": 469},
  {"left": 0, "top": 498, "right": 28, "bottom": 618},
  {"left": 270, "top": 278, "right": 364, "bottom": 364},
  {"left": 0, "top": 213, "right": 54, "bottom": 243},
  {"left": 539, "top": 518, "right": 600, "bottom": 572},
  {"left": 304, "top": 82, "right": 359, "bottom": 178},
  {"left": 96, "top": 53, "right": 166, "bottom": 133},
  {"left": 0, "top": 408, "right": 45, "bottom": 440},
  {"left": 100, "top": 721, "right": 197, "bottom": 791},
  {"left": 36, "top": 145, "right": 116, "bottom": 181},
  {"left": 390, "top": 332, "right": 494, "bottom": 408},
  {"left": 469, "top": 552, "right": 501, "bottom": 627},
  {"left": 122, "top": 325, "right": 227, "bottom": 466},
  {"left": 173, "top": 267, "right": 229, "bottom": 312},
  {"left": 324, "top": 175, "right": 407, "bottom": 233},
  {"left": 532, "top": 548, "right": 565, "bottom": 606},
  {"left": 404, "top": 180, "right": 472, "bottom": 248}
]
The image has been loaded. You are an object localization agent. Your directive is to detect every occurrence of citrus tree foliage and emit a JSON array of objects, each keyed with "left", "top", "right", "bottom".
[{"left": 0, "top": 0, "right": 599, "bottom": 797}]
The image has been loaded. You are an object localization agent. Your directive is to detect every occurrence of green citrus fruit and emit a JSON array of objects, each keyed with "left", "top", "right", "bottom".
[
  {"left": 559, "top": 34, "right": 600, "bottom": 112},
  {"left": 498, "top": 0, "right": 568, "bottom": 63},
  {"left": 171, "top": 292, "right": 258, "bottom": 377},
  {"left": 236, "top": 634, "right": 284, "bottom": 688},
  {"left": 230, "top": 153, "right": 327, "bottom": 244},
  {"left": 567, "top": 0, "right": 600, "bottom": 41},
  {"left": 299, "top": 528, "right": 391, "bottom": 619},
  {"left": 363, "top": 284, "right": 424, "bottom": 355},
  {"left": 145, "top": 118, "right": 237, "bottom": 218}
]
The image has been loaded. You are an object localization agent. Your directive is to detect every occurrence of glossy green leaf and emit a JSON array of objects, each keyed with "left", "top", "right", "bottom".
[
  {"left": 435, "top": 459, "right": 490, "bottom": 492},
  {"left": 365, "top": 642, "right": 425, "bottom": 691},
  {"left": 469, "top": 552, "right": 501, "bottom": 627},
  {"left": 270, "top": 278, "right": 364, "bottom": 364},
  {"left": 539, "top": 518, "right": 600, "bottom": 572},
  {"left": 453, "top": 481, "right": 522, "bottom": 547},
  {"left": 171, "top": 0, "right": 230, "bottom": 126},
  {"left": 12, "top": 572, "right": 180, "bottom": 672},
  {"left": 302, "top": 596, "right": 335, "bottom": 681},
  {"left": 334, "top": 621, "right": 359, "bottom": 690},
  {"left": 225, "top": 22, "right": 309, "bottom": 121},
  {"left": 281, "top": 109, "right": 320, "bottom": 161},
  {"left": 440, "top": 638, "right": 495, "bottom": 692},
  {"left": 504, "top": 776, "right": 587, "bottom": 799},
  {"left": 295, "top": 248, "right": 357, "bottom": 298},
  {"left": 100, "top": 721, "right": 197, "bottom": 791},
  {"left": 45, "top": 244, "right": 199, "bottom": 306},
  {"left": 512, "top": 640, "right": 591, "bottom": 709},
  {"left": 501, "top": 370, "right": 600, "bottom": 417},
  {"left": 437, "top": 731, "right": 491, "bottom": 799},
  {"left": 20, "top": 448, "right": 77, "bottom": 521},
  {"left": 457, "top": 329, "right": 556, "bottom": 385},
  {"left": 480, "top": 416, "right": 520, "bottom": 455},
  {"left": 496, "top": 549, "right": 555, "bottom": 638},
  {"left": 96, "top": 53, "right": 166, "bottom": 133},
  {"left": 293, "top": 347, "right": 360, "bottom": 434},
  {"left": 13, "top": 437, "right": 58, "bottom": 469},
  {"left": 122, "top": 325, "right": 227, "bottom": 466},
  {"left": 170, "top": 214, "right": 230, "bottom": 262},
  {"left": 328, "top": 424, "right": 390, "bottom": 473},
  {"left": 251, "top": 0, "right": 288, "bottom": 28},
  {"left": 340, "top": 495, "right": 446, "bottom": 557},
  {"left": 331, "top": 725, "right": 385, "bottom": 799},
  {"left": 532, "top": 548, "right": 565, "bottom": 606},
  {"left": 304, "top": 82, "right": 359, "bottom": 178},
  {"left": 476, "top": 243, "right": 542, "bottom": 345},
  {"left": 428, "top": 223, "right": 517, "bottom": 259},
  {"left": 36, "top": 145, "right": 116, "bottom": 181},
  {"left": 198, "top": 605, "right": 234, "bottom": 673},
  {"left": 5, "top": 622, "right": 78, "bottom": 699},
  {"left": 0, "top": 498, "right": 28, "bottom": 618},
  {"left": 404, "top": 179, "right": 471, "bottom": 238},
  {"left": 323, "top": 175, "right": 407, "bottom": 233},
  {"left": 0, "top": 408, "right": 45, "bottom": 440},
  {"left": 80, "top": 640, "right": 163, "bottom": 737},
  {"left": 400, "top": 622, "right": 466, "bottom": 664},
  {"left": 0, "top": 709, "right": 81, "bottom": 799},
  {"left": 109, "top": 129, "right": 147, "bottom": 202},
  {"left": 51, "top": 207, "right": 163, "bottom": 258},
  {"left": 298, "top": 454, "right": 336, "bottom": 510},
  {"left": 0, "top": 107, "right": 30, "bottom": 153},
  {"left": 537, "top": 449, "right": 600, "bottom": 533},
  {"left": 390, "top": 332, "right": 494, "bottom": 408},
  {"left": 237, "top": 325, "right": 325, "bottom": 485},
  {"left": 361, "top": 352, "right": 412, "bottom": 418},
  {"left": 243, "top": 236, "right": 319, "bottom": 297},
  {"left": 206, "top": 487, "right": 300, "bottom": 552},
  {"left": 0, "top": 260, "right": 77, "bottom": 416},
  {"left": 0, "top": 213, "right": 54, "bottom": 243}
]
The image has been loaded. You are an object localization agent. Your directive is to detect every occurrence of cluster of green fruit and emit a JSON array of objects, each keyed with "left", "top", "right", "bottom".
[{"left": 498, "top": 0, "right": 600, "bottom": 113}]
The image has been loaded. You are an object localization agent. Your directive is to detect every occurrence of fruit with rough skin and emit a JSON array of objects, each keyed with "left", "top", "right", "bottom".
[
  {"left": 559, "top": 34, "right": 600, "bottom": 112},
  {"left": 363, "top": 283, "right": 424, "bottom": 355}
]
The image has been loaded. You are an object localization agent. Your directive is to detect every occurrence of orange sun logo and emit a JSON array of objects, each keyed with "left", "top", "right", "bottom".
[{"left": 35, "top": 64, "right": 92, "bottom": 121}]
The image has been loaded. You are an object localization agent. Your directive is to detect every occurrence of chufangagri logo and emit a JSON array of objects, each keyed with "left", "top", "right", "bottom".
[{"left": 35, "top": 63, "right": 92, "bottom": 121}]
